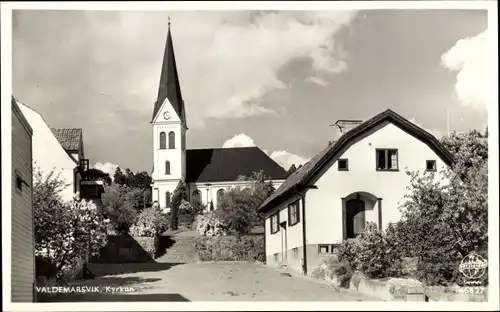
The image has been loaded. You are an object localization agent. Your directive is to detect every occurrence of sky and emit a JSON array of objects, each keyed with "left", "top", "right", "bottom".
[{"left": 12, "top": 9, "right": 491, "bottom": 176}]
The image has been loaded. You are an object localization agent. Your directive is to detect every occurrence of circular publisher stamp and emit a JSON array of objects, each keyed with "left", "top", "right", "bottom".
[{"left": 459, "top": 252, "right": 487, "bottom": 286}]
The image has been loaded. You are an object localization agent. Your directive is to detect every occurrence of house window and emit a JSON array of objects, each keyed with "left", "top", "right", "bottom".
[
  {"left": 15, "top": 174, "right": 23, "bottom": 192},
  {"left": 376, "top": 149, "right": 398, "bottom": 171},
  {"left": 181, "top": 133, "right": 186, "bottom": 151},
  {"left": 165, "top": 192, "right": 171, "bottom": 208},
  {"left": 426, "top": 160, "right": 437, "bottom": 172},
  {"left": 318, "top": 244, "right": 337, "bottom": 254},
  {"left": 159, "top": 132, "right": 167, "bottom": 149},
  {"left": 338, "top": 159, "right": 349, "bottom": 171},
  {"left": 168, "top": 131, "right": 176, "bottom": 149},
  {"left": 216, "top": 189, "right": 225, "bottom": 209},
  {"left": 288, "top": 200, "right": 300, "bottom": 226},
  {"left": 318, "top": 245, "right": 329, "bottom": 254},
  {"left": 270, "top": 212, "right": 279, "bottom": 234},
  {"left": 292, "top": 247, "right": 299, "bottom": 259},
  {"left": 165, "top": 161, "right": 171, "bottom": 175},
  {"left": 192, "top": 190, "right": 202, "bottom": 204}
]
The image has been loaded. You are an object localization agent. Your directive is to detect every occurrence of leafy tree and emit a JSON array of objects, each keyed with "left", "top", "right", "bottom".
[
  {"left": 170, "top": 178, "right": 189, "bottom": 230},
  {"left": 33, "top": 167, "right": 108, "bottom": 279},
  {"left": 113, "top": 167, "right": 127, "bottom": 185},
  {"left": 216, "top": 170, "right": 276, "bottom": 236},
  {"left": 394, "top": 129, "right": 489, "bottom": 285},
  {"left": 287, "top": 164, "right": 298, "bottom": 176},
  {"left": 133, "top": 171, "right": 153, "bottom": 189},
  {"left": 440, "top": 130, "right": 488, "bottom": 181},
  {"left": 101, "top": 184, "right": 139, "bottom": 234}
]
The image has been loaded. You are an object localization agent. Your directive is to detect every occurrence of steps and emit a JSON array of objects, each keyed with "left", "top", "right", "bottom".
[{"left": 156, "top": 235, "right": 199, "bottom": 263}]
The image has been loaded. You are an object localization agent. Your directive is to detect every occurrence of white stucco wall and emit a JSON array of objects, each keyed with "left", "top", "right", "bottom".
[
  {"left": 305, "top": 121, "right": 448, "bottom": 245},
  {"left": 17, "top": 102, "right": 77, "bottom": 203},
  {"left": 265, "top": 194, "right": 303, "bottom": 258}
]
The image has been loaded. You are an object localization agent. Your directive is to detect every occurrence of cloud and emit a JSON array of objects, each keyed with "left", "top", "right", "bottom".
[
  {"left": 222, "top": 133, "right": 308, "bottom": 170},
  {"left": 268, "top": 150, "right": 309, "bottom": 170},
  {"left": 305, "top": 76, "right": 330, "bottom": 87},
  {"left": 441, "top": 29, "right": 492, "bottom": 112},
  {"left": 123, "top": 11, "right": 358, "bottom": 126},
  {"left": 93, "top": 162, "right": 118, "bottom": 177},
  {"left": 222, "top": 133, "right": 256, "bottom": 148}
]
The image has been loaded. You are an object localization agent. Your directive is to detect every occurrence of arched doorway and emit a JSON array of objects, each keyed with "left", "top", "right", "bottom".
[
  {"left": 342, "top": 192, "right": 382, "bottom": 240},
  {"left": 345, "top": 198, "right": 366, "bottom": 239}
]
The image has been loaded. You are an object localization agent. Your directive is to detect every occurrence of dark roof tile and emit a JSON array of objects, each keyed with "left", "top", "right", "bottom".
[
  {"left": 51, "top": 128, "right": 82, "bottom": 151},
  {"left": 186, "top": 147, "right": 288, "bottom": 183}
]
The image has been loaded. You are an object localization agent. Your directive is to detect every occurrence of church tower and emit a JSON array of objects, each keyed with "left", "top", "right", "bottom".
[{"left": 151, "top": 19, "right": 187, "bottom": 210}]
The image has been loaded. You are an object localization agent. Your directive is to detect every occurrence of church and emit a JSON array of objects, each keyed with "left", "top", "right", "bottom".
[{"left": 150, "top": 22, "right": 288, "bottom": 212}]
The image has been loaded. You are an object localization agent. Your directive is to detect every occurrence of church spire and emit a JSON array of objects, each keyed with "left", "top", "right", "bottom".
[{"left": 151, "top": 18, "right": 186, "bottom": 126}]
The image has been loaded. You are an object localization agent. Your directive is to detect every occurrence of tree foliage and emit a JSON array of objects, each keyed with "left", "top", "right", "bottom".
[
  {"left": 215, "top": 170, "right": 276, "bottom": 236},
  {"left": 101, "top": 184, "right": 139, "bottom": 234},
  {"left": 395, "top": 129, "right": 488, "bottom": 285},
  {"left": 336, "top": 129, "right": 489, "bottom": 286},
  {"left": 33, "top": 167, "right": 108, "bottom": 279},
  {"left": 170, "top": 178, "right": 189, "bottom": 230}
]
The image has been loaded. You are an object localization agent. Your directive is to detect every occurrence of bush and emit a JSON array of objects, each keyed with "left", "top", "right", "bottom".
[
  {"left": 195, "top": 212, "right": 227, "bottom": 237},
  {"left": 310, "top": 255, "right": 355, "bottom": 288},
  {"left": 337, "top": 222, "right": 406, "bottom": 280},
  {"left": 101, "top": 184, "right": 139, "bottom": 234},
  {"left": 133, "top": 236, "right": 159, "bottom": 259},
  {"left": 33, "top": 167, "right": 108, "bottom": 280},
  {"left": 215, "top": 171, "right": 275, "bottom": 236},
  {"left": 129, "top": 207, "right": 169, "bottom": 237},
  {"left": 193, "top": 236, "right": 265, "bottom": 262}
]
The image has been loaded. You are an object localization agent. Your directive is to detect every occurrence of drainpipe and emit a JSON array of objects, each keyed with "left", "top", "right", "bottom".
[{"left": 293, "top": 184, "right": 317, "bottom": 276}]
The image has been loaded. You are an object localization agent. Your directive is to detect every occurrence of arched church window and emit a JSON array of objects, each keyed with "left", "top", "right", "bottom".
[
  {"left": 166, "top": 192, "right": 171, "bottom": 208},
  {"left": 168, "top": 131, "right": 176, "bottom": 149},
  {"left": 192, "top": 190, "right": 202, "bottom": 204},
  {"left": 216, "top": 189, "right": 225, "bottom": 209},
  {"left": 159, "top": 132, "right": 166, "bottom": 149},
  {"left": 165, "top": 161, "right": 171, "bottom": 175}
]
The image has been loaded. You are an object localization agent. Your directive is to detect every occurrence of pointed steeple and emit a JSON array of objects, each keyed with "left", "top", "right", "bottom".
[{"left": 151, "top": 18, "right": 187, "bottom": 126}]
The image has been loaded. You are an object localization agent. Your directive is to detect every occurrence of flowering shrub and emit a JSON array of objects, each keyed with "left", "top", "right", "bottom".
[
  {"left": 33, "top": 167, "right": 108, "bottom": 280},
  {"left": 195, "top": 212, "right": 227, "bottom": 237},
  {"left": 129, "top": 207, "right": 168, "bottom": 237}
]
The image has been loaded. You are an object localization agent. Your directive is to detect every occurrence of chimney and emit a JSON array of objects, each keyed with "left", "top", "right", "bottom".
[{"left": 330, "top": 119, "right": 363, "bottom": 140}]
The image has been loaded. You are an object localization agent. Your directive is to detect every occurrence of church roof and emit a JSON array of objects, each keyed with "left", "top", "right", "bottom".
[
  {"left": 51, "top": 128, "right": 82, "bottom": 151},
  {"left": 151, "top": 21, "right": 186, "bottom": 126},
  {"left": 259, "top": 109, "right": 456, "bottom": 213},
  {"left": 186, "top": 147, "right": 288, "bottom": 183}
]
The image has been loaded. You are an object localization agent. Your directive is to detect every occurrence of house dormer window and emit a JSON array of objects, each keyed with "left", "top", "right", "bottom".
[
  {"left": 338, "top": 159, "right": 349, "bottom": 171},
  {"left": 376, "top": 149, "right": 398, "bottom": 171},
  {"left": 426, "top": 160, "right": 437, "bottom": 172}
]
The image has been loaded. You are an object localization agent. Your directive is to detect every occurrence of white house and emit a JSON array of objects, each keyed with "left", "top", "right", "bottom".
[
  {"left": 16, "top": 100, "right": 82, "bottom": 203},
  {"left": 258, "top": 109, "right": 455, "bottom": 275},
  {"left": 150, "top": 22, "right": 287, "bottom": 212},
  {"left": 11, "top": 97, "right": 35, "bottom": 302}
]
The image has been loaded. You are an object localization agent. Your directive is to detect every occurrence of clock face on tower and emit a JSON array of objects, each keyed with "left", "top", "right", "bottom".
[{"left": 163, "top": 111, "right": 171, "bottom": 120}]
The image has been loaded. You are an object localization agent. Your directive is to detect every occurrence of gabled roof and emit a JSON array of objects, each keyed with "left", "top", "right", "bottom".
[
  {"left": 51, "top": 128, "right": 82, "bottom": 151},
  {"left": 259, "top": 109, "right": 455, "bottom": 213},
  {"left": 11, "top": 96, "right": 33, "bottom": 135},
  {"left": 151, "top": 22, "right": 186, "bottom": 126},
  {"left": 186, "top": 147, "right": 288, "bottom": 183}
]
